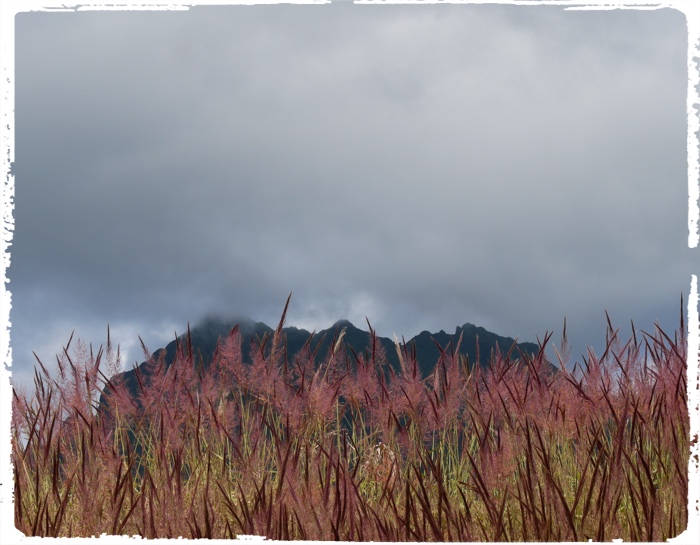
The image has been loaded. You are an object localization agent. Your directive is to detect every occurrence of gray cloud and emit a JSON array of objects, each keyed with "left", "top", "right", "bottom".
[{"left": 9, "top": 4, "right": 695, "bottom": 389}]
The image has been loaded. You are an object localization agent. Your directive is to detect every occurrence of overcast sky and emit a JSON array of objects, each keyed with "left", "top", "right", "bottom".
[{"left": 6, "top": 3, "right": 696, "bottom": 390}]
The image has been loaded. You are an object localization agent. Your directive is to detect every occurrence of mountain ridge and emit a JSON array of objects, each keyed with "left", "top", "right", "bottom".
[{"left": 105, "top": 316, "right": 554, "bottom": 403}]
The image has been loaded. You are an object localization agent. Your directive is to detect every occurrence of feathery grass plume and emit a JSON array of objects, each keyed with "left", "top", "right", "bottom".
[
  {"left": 11, "top": 299, "right": 690, "bottom": 540},
  {"left": 390, "top": 335, "right": 430, "bottom": 457}
]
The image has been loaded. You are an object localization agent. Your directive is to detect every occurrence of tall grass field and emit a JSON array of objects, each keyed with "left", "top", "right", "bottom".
[{"left": 11, "top": 298, "right": 690, "bottom": 540}]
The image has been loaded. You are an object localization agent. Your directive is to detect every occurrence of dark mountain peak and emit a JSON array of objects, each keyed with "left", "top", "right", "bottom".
[
  {"left": 174, "top": 315, "right": 264, "bottom": 344},
  {"left": 331, "top": 319, "right": 354, "bottom": 329},
  {"left": 103, "top": 314, "right": 554, "bottom": 407}
]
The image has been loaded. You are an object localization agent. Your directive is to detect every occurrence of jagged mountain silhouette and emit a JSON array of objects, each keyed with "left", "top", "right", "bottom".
[{"left": 104, "top": 315, "right": 551, "bottom": 402}]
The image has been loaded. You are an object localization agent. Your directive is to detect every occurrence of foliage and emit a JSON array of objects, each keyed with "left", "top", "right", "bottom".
[{"left": 11, "top": 296, "right": 690, "bottom": 540}]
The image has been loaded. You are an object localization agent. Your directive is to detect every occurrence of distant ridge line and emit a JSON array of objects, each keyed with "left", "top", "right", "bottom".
[{"left": 104, "top": 316, "right": 554, "bottom": 403}]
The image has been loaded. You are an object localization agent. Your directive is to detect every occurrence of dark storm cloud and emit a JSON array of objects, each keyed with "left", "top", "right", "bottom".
[{"left": 8, "top": 4, "right": 694, "bottom": 389}]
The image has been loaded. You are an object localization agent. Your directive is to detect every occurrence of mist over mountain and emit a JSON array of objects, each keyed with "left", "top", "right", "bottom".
[{"left": 106, "top": 315, "right": 552, "bottom": 401}]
